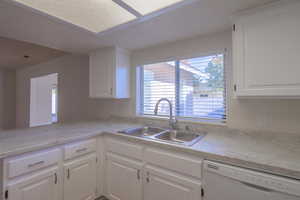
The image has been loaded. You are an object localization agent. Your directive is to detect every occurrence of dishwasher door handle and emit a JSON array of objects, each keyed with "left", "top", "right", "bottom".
[{"left": 240, "top": 181, "right": 274, "bottom": 193}]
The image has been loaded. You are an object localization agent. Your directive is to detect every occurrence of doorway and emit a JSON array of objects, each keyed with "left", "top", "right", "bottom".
[{"left": 30, "top": 73, "right": 58, "bottom": 127}]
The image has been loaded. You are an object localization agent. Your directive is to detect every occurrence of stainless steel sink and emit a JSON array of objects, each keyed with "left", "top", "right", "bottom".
[
  {"left": 118, "top": 126, "right": 167, "bottom": 137},
  {"left": 118, "top": 126, "right": 206, "bottom": 146},
  {"left": 154, "top": 130, "right": 206, "bottom": 146}
]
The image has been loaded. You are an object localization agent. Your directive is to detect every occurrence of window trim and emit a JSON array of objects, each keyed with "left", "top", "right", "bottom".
[{"left": 136, "top": 51, "right": 227, "bottom": 124}]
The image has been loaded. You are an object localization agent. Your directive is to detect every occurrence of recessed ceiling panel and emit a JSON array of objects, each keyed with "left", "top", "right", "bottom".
[
  {"left": 12, "top": 0, "right": 136, "bottom": 33},
  {"left": 121, "top": 0, "right": 185, "bottom": 15},
  {"left": 0, "top": 37, "right": 66, "bottom": 69}
]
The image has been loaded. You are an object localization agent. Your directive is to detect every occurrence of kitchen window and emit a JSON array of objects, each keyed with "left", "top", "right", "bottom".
[{"left": 137, "top": 54, "right": 226, "bottom": 122}]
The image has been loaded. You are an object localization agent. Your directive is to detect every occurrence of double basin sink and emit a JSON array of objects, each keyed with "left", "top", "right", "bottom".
[{"left": 118, "top": 126, "right": 206, "bottom": 146}]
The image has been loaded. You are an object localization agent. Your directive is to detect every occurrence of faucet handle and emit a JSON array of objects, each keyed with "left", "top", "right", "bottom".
[
  {"left": 185, "top": 125, "right": 190, "bottom": 131},
  {"left": 170, "top": 117, "right": 178, "bottom": 129}
]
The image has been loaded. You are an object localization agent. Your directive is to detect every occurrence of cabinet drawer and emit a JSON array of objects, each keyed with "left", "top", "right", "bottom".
[
  {"left": 145, "top": 148, "right": 203, "bottom": 179},
  {"left": 7, "top": 148, "right": 60, "bottom": 178},
  {"left": 64, "top": 139, "right": 96, "bottom": 160},
  {"left": 105, "top": 137, "right": 143, "bottom": 160}
]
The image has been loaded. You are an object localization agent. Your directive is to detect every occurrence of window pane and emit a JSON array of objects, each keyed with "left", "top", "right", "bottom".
[
  {"left": 178, "top": 55, "right": 225, "bottom": 120},
  {"left": 51, "top": 86, "right": 58, "bottom": 123},
  {"left": 142, "top": 61, "right": 176, "bottom": 116}
]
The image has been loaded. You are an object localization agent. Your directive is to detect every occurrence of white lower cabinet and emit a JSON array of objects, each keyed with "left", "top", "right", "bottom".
[
  {"left": 104, "top": 137, "right": 203, "bottom": 200},
  {"left": 63, "top": 154, "right": 97, "bottom": 200},
  {"left": 144, "top": 166, "right": 202, "bottom": 200},
  {"left": 105, "top": 153, "right": 142, "bottom": 200},
  {"left": 2, "top": 139, "right": 99, "bottom": 200},
  {"left": 7, "top": 167, "right": 60, "bottom": 200},
  {"left": 3, "top": 137, "right": 203, "bottom": 200}
]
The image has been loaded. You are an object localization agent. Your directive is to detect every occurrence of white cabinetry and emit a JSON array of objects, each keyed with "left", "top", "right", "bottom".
[
  {"left": 6, "top": 167, "right": 59, "bottom": 200},
  {"left": 63, "top": 154, "right": 97, "bottom": 200},
  {"left": 104, "top": 137, "right": 143, "bottom": 200},
  {"left": 2, "top": 136, "right": 204, "bottom": 200},
  {"left": 105, "top": 153, "right": 142, "bottom": 200},
  {"left": 144, "top": 166, "right": 201, "bottom": 200},
  {"left": 233, "top": 1, "right": 300, "bottom": 97},
  {"left": 104, "top": 136, "right": 203, "bottom": 200},
  {"left": 89, "top": 47, "right": 130, "bottom": 99},
  {"left": 96, "top": 137, "right": 105, "bottom": 197},
  {"left": 144, "top": 148, "right": 202, "bottom": 200},
  {"left": 3, "top": 148, "right": 61, "bottom": 200},
  {"left": 2, "top": 138, "right": 99, "bottom": 200}
]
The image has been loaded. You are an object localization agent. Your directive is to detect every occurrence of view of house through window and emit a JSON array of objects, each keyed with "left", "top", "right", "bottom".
[
  {"left": 30, "top": 73, "right": 58, "bottom": 127},
  {"left": 138, "top": 54, "right": 226, "bottom": 121}
]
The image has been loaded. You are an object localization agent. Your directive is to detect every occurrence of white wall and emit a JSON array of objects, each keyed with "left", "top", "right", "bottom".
[
  {"left": 88, "top": 31, "right": 231, "bottom": 120},
  {"left": 14, "top": 31, "right": 300, "bottom": 134},
  {"left": 0, "top": 69, "right": 16, "bottom": 129},
  {"left": 90, "top": 30, "right": 300, "bottom": 134},
  {"left": 0, "top": 71, "right": 4, "bottom": 129},
  {"left": 16, "top": 55, "right": 91, "bottom": 128}
]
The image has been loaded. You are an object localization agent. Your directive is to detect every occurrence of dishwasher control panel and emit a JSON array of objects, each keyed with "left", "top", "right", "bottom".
[{"left": 204, "top": 161, "right": 300, "bottom": 197}]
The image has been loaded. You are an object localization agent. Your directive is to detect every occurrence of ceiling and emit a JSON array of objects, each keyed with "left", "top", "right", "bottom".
[
  {"left": 9, "top": 0, "right": 188, "bottom": 33},
  {"left": 0, "top": 37, "right": 66, "bottom": 69},
  {"left": 0, "top": 0, "right": 276, "bottom": 54},
  {"left": 120, "top": 0, "right": 185, "bottom": 15},
  {"left": 11, "top": 0, "right": 136, "bottom": 33}
]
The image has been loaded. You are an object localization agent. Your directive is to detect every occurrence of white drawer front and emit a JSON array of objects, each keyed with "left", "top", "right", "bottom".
[
  {"left": 105, "top": 137, "right": 143, "bottom": 160},
  {"left": 64, "top": 139, "right": 96, "bottom": 160},
  {"left": 7, "top": 148, "right": 60, "bottom": 178},
  {"left": 145, "top": 148, "right": 203, "bottom": 179}
]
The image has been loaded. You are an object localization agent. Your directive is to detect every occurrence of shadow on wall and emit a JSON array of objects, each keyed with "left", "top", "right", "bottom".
[
  {"left": 16, "top": 55, "right": 90, "bottom": 128},
  {"left": 0, "top": 69, "right": 16, "bottom": 130},
  {"left": 87, "top": 98, "right": 133, "bottom": 120},
  {"left": 228, "top": 98, "right": 300, "bottom": 134}
]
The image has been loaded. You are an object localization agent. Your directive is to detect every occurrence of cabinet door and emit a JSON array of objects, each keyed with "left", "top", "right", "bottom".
[
  {"left": 233, "top": 1, "right": 300, "bottom": 97},
  {"left": 105, "top": 153, "right": 142, "bottom": 200},
  {"left": 144, "top": 166, "right": 202, "bottom": 200},
  {"left": 7, "top": 167, "right": 59, "bottom": 200},
  {"left": 64, "top": 154, "right": 97, "bottom": 200},
  {"left": 89, "top": 48, "right": 114, "bottom": 98}
]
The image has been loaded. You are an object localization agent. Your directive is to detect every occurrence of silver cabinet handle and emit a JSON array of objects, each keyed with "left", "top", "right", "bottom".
[
  {"left": 28, "top": 161, "right": 45, "bottom": 168},
  {"left": 76, "top": 147, "right": 87, "bottom": 153},
  {"left": 54, "top": 173, "right": 58, "bottom": 184},
  {"left": 146, "top": 172, "right": 150, "bottom": 183},
  {"left": 67, "top": 168, "right": 70, "bottom": 179},
  {"left": 207, "top": 163, "right": 219, "bottom": 170},
  {"left": 137, "top": 170, "right": 140, "bottom": 180}
]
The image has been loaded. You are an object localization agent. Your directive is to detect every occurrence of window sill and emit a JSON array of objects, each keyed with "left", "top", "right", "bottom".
[{"left": 136, "top": 115, "right": 227, "bottom": 127}]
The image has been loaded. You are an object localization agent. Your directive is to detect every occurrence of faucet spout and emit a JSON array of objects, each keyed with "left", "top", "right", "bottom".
[{"left": 154, "top": 98, "right": 177, "bottom": 129}]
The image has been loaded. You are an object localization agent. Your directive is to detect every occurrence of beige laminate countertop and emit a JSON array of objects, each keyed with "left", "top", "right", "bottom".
[
  {"left": 0, "top": 120, "right": 300, "bottom": 180},
  {"left": 0, "top": 121, "right": 136, "bottom": 159}
]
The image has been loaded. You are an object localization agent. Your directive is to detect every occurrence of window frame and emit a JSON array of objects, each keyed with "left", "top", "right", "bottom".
[{"left": 136, "top": 51, "right": 227, "bottom": 124}]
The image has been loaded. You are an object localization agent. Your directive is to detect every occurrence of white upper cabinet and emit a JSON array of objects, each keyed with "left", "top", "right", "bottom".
[
  {"left": 233, "top": 1, "right": 300, "bottom": 97},
  {"left": 89, "top": 47, "right": 131, "bottom": 99}
]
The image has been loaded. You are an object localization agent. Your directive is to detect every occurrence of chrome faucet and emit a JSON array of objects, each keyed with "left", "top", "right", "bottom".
[{"left": 154, "top": 98, "right": 177, "bottom": 129}]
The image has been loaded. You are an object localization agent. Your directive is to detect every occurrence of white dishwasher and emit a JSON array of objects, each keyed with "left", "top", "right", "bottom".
[{"left": 203, "top": 161, "right": 300, "bottom": 200}]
